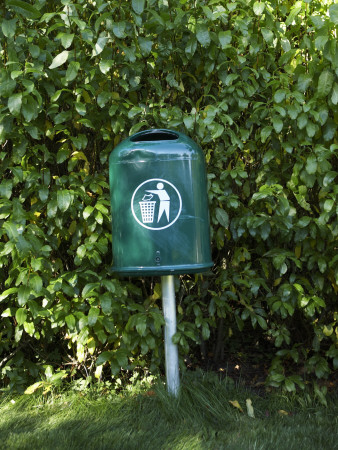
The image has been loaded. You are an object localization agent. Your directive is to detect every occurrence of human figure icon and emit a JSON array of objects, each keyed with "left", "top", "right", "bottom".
[{"left": 146, "top": 182, "right": 170, "bottom": 223}]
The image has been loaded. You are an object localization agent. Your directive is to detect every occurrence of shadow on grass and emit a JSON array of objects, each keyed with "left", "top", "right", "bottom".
[{"left": 0, "top": 373, "right": 337, "bottom": 450}]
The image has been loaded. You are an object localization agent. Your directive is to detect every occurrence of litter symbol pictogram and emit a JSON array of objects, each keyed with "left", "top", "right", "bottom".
[{"left": 131, "top": 179, "right": 182, "bottom": 230}]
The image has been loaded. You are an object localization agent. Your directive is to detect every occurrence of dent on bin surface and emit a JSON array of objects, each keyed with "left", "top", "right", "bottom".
[{"left": 109, "top": 129, "right": 213, "bottom": 276}]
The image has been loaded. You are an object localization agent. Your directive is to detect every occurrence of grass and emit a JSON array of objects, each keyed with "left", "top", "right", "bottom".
[{"left": 0, "top": 372, "right": 337, "bottom": 450}]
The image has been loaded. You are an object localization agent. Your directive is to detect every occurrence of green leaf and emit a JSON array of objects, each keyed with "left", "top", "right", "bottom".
[
  {"left": 6, "top": 0, "right": 40, "bottom": 19},
  {"left": 22, "top": 96, "right": 38, "bottom": 122},
  {"left": 215, "top": 208, "right": 229, "bottom": 229},
  {"left": 92, "top": 37, "right": 108, "bottom": 57},
  {"left": 66, "top": 61, "right": 80, "bottom": 82},
  {"left": 294, "top": 193, "right": 311, "bottom": 212},
  {"left": 100, "top": 294, "right": 112, "bottom": 315},
  {"left": 225, "top": 74, "right": 238, "bottom": 86},
  {"left": 306, "top": 121, "right": 317, "bottom": 138},
  {"left": 329, "top": 4, "right": 338, "bottom": 24},
  {"left": 95, "top": 203, "right": 109, "bottom": 215},
  {"left": 285, "top": 1, "right": 302, "bottom": 26},
  {"left": 285, "top": 378, "right": 295, "bottom": 392},
  {"left": 112, "top": 22, "right": 126, "bottom": 38},
  {"left": 2, "top": 18, "right": 17, "bottom": 38},
  {"left": 18, "top": 286, "right": 31, "bottom": 306},
  {"left": 196, "top": 24, "right": 211, "bottom": 47},
  {"left": 279, "top": 49, "right": 297, "bottom": 65},
  {"left": 260, "top": 222, "right": 271, "bottom": 240},
  {"left": 60, "top": 33, "right": 74, "bottom": 49},
  {"left": 185, "top": 37, "right": 197, "bottom": 56},
  {"left": 82, "top": 283, "right": 99, "bottom": 297},
  {"left": 306, "top": 155, "right": 317, "bottom": 174},
  {"left": 202, "top": 322, "right": 210, "bottom": 340},
  {"left": 323, "top": 171, "right": 337, "bottom": 187},
  {"left": 183, "top": 115, "right": 194, "bottom": 131},
  {"left": 0, "top": 287, "right": 18, "bottom": 301},
  {"left": 317, "top": 70, "right": 333, "bottom": 98},
  {"left": 323, "top": 120, "right": 336, "bottom": 141},
  {"left": 297, "top": 113, "right": 307, "bottom": 129},
  {"left": 253, "top": 1, "right": 265, "bottom": 15},
  {"left": 135, "top": 316, "right": 147, "bottom": 336},
  {"left": 115, "top": 349, "right": 128, "bottom": 368},
  {"left": 57, "top": 190, "right": 73, "bottom": 212},
  {"left": 88, "top": 307, "right": 100, "bottom": 326},
  {"left": 315, "top": 35, "right": 328, "bottom": 51},
  {"left": 262, "top": 149, "right": 276, "bottom": 164},
  {"left": 96, "top": 351, "right": 113, "bottom": 366},
  {"left": 281, "top": 37, "right": 291, "bottom": 52},
  {"left": 29, "top": 275, "right": 42, "bottom": 293},
  {"left": 323, "top": 199, "right": 334, "bottom": 212},
  {"left": 121, "top": 45, "right": 136, "bottom": 63},
  {"left": 49, "top": 51, "right": 69, "bottom": 69},
  {"left": 128, "top": 106, "right": 142, "bottom": 119},
  {"left": 1, "top": 308, "right": 14, "bottom": 317},
  {"left": 318, "top": 258, "right": 327, "bottom": 273},
  {"left": 97, "top": 91, "right": 111, "bottom": 108},
  {"left": 8, "top": 93, "right": 22, "bottom": 115},
  {"left": 274, "top": 89, "right": 286, "bottom": 103},
  {"left": 261, "top": 28, "right": 274, "bottom": 44},
  {"left": 218, "top": 31, "right": 232, "bottom": 48},
  {"left": 297, "top": 74, "right": 312, "bottom": 91},
  {"left": 24, "top": 321, "right": 35, "bottom": 336},
  {"left": 261, "top": 126, "right": 272, "bottom": 143},
  {"left": 55, "top": 111, "right": 72, "bottom": 125},
  {"left": 75, "top": 102, "right": 86, "bottom": 116},
  {"left": 132, "top": 0, "right": 145, "bottom": 15},
  {"left": 3, "top": 221, "right": 20, "bottom": 240},
  {"left": 298, "top": 216, "right": 311, "bottom": 227},
  {"left": 16, "top": 307, "right": 27, "bottom": 326},
  {"left": 138, "top": 37, "right": 153, "bottom": 56},
  {"left": 99, "top": 60, "right": 113, "bottom": 75},
  {"left": 212, "top": 123, "right": 224, "bottom": 139},
  {"left": 17, "top": 236, "right": 31, "bottom": 257},
  {"left": 83, "top": 206, "right": 94, "bottom": 219},
  {"left": 46, "top": 198, "right": 57, "bottom": 217},
  {"left": 272, "top": 116, "right": 283, "bottom": 133},
  {"left": 314, "top": 358, "right": 329, "bottom": 379},
  {"left": 257, "top": 315, "right": 267, "bottom": 330},
  {"left": 0, "top": 76, "right": 16, "bottom": 97},
  {"left": 0, "top": 180, "right": 13, "bottom": 199},
  {"left": 77, "top": 245, "right": 86, "bottom": 259},
  {"left": 101, "top": 280, "right": 116, "bottom": 293},
  {"left": 65, "top": 314, "right": 76, "bottom": 329},
  {"left": 39, "top": 186, "right": 49, "bottom": 202},
  {"left": 331, "top": 83, "right": 338, "bottom": 105}
]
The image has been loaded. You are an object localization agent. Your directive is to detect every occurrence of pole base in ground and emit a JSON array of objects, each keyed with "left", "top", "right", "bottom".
[{"left": 161, "top": 275, "right": 180, "bottom": 396}]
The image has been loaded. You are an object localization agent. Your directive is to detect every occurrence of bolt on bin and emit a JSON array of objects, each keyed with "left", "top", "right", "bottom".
[{"left": 109, "top": 129, "right": 213, "bottom": 276}]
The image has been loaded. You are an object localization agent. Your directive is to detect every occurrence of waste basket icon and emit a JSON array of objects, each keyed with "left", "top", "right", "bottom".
[
  {"left": 109, "top": 129, "right": 213, "bottom": 276},
  {"left": 139, "top": 198, "right": 156, "bottom": 223}
]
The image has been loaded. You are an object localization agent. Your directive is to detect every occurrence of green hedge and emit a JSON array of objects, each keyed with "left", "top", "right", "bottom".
[{"left": 0, "top": 0, "right": 337, "bottom": 393}]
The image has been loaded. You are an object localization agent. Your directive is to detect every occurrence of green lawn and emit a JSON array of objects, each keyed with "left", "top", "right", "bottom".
[{"left": 0, "top": 373, "right": 337, "bottom": 450}]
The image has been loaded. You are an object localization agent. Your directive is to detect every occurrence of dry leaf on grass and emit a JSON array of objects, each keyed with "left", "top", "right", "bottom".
[
  {"left": 246, "top": 398, "right": 255, "bottom": 418},
  {"left": 229, "top": 400, "right": 243, "bottom": 412}
]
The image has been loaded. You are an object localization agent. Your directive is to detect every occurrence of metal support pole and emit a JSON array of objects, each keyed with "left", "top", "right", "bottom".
[{"left": 161, "top": 275, "right": 180, "bottom": 396}]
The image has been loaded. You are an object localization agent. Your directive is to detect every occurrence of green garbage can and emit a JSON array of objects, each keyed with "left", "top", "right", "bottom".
[{"left": 109, "top": 129, "right": 213, "bottom": 276}]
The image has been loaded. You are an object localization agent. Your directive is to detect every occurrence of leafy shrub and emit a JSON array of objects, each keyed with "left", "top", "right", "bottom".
[{"left": 0, "top": 0, "right": 337, "bottom": 391}]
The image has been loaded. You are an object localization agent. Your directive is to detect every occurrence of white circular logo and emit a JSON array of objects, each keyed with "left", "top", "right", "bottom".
[{"left": 131, "top": 178, "right": 182, "bottom": 230}]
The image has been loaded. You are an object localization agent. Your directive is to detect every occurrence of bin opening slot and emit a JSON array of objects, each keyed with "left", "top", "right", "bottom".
[{"left": 131, "top": 131, "right": 178, "bottom": 142}]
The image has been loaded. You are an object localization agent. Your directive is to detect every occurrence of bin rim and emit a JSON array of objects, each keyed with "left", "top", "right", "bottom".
[
  {"left": 130, "top": 129, "right": 179, "bottom": 143},
  {"left": 110, "top": 262, "right": 214, "bottom": 277}
]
